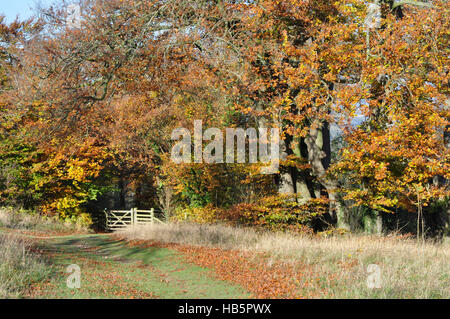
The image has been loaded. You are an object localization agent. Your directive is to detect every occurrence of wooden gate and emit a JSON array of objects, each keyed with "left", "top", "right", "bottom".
[{"left": 105, "top": 208, "right": 165, "bottom": 231}]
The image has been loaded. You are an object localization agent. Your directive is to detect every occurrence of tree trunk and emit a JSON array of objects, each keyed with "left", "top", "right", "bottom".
[
  {"left": 442, "top": 99, "right": 450, "bottom": 235},
  {"left": 278, "top": 135, "right": 296, "bottom": 195},
  {"left": 304, "top": 121, "right": 350, "bottom": 230},
  {"left": 363, "top": 210, "right": 383, "bottom": 234},
  {"left": 293, "top": 138, "right": 314, "bottom": 203},
  {"left": 155, "top": 176, "right": 174, "bottom": 220},
  {"left": 120, "top": 178, "right": 136, "bottom": 210}
]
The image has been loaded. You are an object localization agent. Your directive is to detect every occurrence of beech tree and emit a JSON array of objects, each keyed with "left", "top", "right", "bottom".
[{"left": 0, "top": 0, "right": 448, "bottom": 235}]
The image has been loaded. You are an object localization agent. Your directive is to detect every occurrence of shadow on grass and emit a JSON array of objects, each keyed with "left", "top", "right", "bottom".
[
  {"left": 45, "top": 235, "right": 168, "bottom": 264},
  {"left": 31, "top": 234, "right": 250, "bottom": 299}
]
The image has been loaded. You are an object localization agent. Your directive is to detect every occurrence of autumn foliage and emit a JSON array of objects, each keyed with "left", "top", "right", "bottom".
[{"left": 0, "top": 1, "right": 448, "bottom": 236}]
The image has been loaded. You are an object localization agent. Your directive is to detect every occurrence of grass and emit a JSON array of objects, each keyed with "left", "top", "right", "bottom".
[
  {"left": 0, "top": 208, "right": 88, "bottom": 236},
  {"left": 118, "top": 222, "right": 450, "bottom": 299},
  {"left": 1, "top": 207, "right": 448, "bottom": 299},
  {"left": 0, "top": 233, "right": 52, "bottom": 298},
  {"left": 28, "top": 235, "right": 250, "bottom": 299},
  {"left": 0, "top": 208, "right": 87, "bottom": 299},
  {"left": 0, "top": 208, "right": 250, "bottom": 299}
]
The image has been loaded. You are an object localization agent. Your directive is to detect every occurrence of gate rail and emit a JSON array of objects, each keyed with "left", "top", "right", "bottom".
[{"left": 105, "top": 208, "right": 165, "bottom": 231}]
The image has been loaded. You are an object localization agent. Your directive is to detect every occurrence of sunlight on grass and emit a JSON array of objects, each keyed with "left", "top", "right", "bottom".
[{"left": 119, "top": 223, "right": 450, "bottom": 298}]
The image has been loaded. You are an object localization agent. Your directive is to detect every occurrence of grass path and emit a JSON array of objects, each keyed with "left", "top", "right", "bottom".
[{"left": 25, "top": 234, "right": 250, "bottom": 299}]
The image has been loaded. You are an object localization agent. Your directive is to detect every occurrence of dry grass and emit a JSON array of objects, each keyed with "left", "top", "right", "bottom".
[
  {"left": 0, "top": 208, "right": 77, "bottom": 298},
  {"left": 0, "top": 208, "right": 84, "bottom": 234},
  {"left": 119, "top": 222, "right": 450, "bottom": 298},
  {"left": 0, "top": 233, "right": 52, "bottom": 298}
]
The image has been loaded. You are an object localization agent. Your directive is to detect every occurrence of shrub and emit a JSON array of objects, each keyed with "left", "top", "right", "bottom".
[
  {"left": 219, "top": 195, "right": 329, "bottom": 233},
  {"left": 172, "top": 204, "right": 222, "bottom": 224},
  {"left": 0, "top": 207, "right": 90, "bottom": 233}
]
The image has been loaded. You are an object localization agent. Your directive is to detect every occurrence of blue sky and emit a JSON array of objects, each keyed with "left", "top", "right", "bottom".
[{"left": 1, "top": 0, "right": 54, "bottom": 23}]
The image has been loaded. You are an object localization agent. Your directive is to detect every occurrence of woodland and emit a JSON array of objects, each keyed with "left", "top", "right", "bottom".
[{"left": 0, "top": 0, "right": 449, "bottom": 239}]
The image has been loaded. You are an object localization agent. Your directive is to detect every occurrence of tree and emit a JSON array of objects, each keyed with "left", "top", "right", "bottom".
[
  {"left": 1, "top": 0, "right": 448, "bottom": 236},
  {"left": 332, "top": 0, "right": 449, "bottom": 237}
]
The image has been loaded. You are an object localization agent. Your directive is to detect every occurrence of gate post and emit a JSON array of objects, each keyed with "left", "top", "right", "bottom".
[
  {"left": 133, "top": 207, "right": 137, "bottom": 226},
  {"left": 104, "top": 208, "right": 109, "bottom": 230},
  {"left": 151, "top": 208, "right": 155, "bottom": 224}
]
